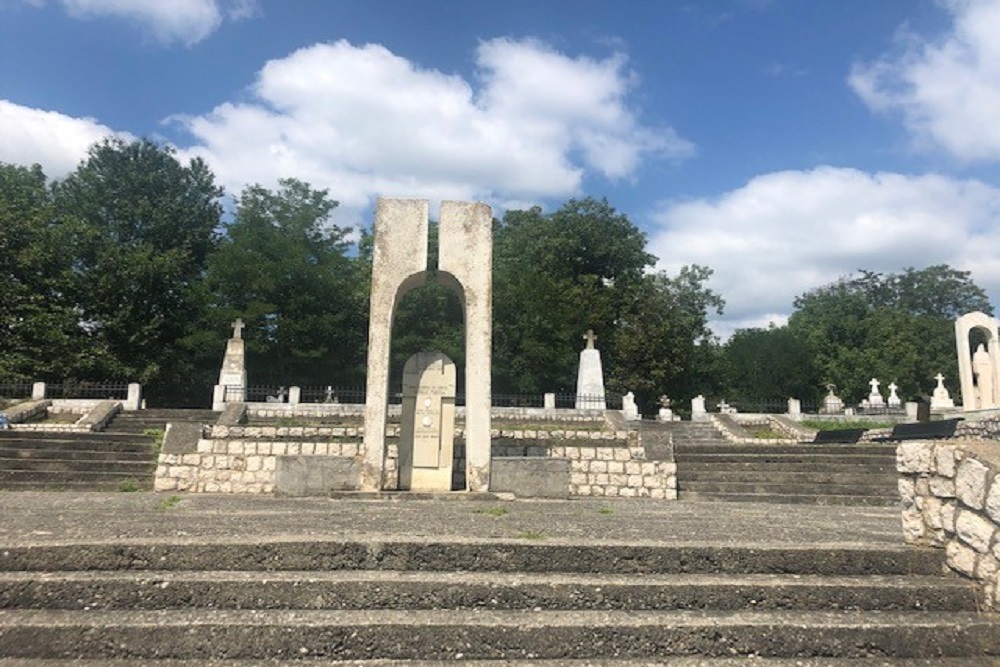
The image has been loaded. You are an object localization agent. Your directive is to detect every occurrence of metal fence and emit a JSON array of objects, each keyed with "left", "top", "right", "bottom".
[
  {"left": 0, "top": 382, "right": 32, "bottom": 399},
  {"left": 45, "top": 382, "right": 129, "bottom": 400}
]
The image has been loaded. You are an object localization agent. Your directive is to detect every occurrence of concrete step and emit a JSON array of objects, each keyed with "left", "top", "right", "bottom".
[
  {"left": 0, "top": 540, "right": 943, "bottom": 576},
  {"left": 677, "top": 491, "right": 899, "bottom": 506},
  {"left": 678, "top": 481, "right": 895, "bottom": 497},
  {"left": 674, "top": 444, "right": 895, "bottom": 456},
  {"left": 675, "top": 453, "right": 894, "bottom": 465},
  {"left": 0, "top": 609, "right": 997, "bottom": 661},
  {"left": 0, "top": 470, "right": 151, "bottom": 488},
  {"left": 680, "top": 461, "right": 896, "bottom": 473},
  {"left": 0, "top": 479, "right": 148, "bottom": 492},
  {"left": 677, "top": 470, "right": 896, "bottom": 484},
  {"left": 0, "top": 458, "right": 153, "bottom": 474},
  {"left": 0, "top": 658, "right": 990, "bottom": 667},
  {"left": 0, "top": 447, "right": 152, "bottom": 462},
  {"left": 0, "top": 570, "right": 977, "bottom": 612}
]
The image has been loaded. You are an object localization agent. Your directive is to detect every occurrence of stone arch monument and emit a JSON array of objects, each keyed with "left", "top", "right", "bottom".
[
  {"left": 361, "top": 198, "right": 492, "bottom": 492},
  {"left": 955, "top": 311, "right": 1000, "bottom": 410}
]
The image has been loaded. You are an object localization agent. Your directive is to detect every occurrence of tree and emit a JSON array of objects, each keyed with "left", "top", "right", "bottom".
[
  {"left": 786, "top": 265, "right": 991, "bottom": 401},
  {"left": 611, "top": 265, "right": 724, "bottom": 411},
  {"left": 721, "top": 325, "right": 817, "bottom": 403},
  {"left": 204, "top": 178, "right": 366, "bottom": 388},
  {"left": 52, "top": 138, "right": 223, "bottom": 400},
  {"left": 0, "top": 163, "right": 88, "bottom": 380},
  {"left": 492, "top": 198, "right": 655, "bottom": 395}
]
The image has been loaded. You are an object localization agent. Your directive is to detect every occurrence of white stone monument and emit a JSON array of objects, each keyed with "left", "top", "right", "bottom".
[
  {"left": 867, "top": 378, "right": 884, "bottom": 407},
  {"left": 955, "top": 311, "right": 1000, "bottom": 410},
  {"left": 657, "top": 395, "right": 680, "bottom": 422},
  {"left": 621, "top": 391, "right": 640, "bottom": 421},
  {"left": 398, "top": 351, "right": 457, "bottom": 492},
  {"left": 691, "top": 394, "right": 707, "bottom": 421},
  {"left": 820, "top": 384, "right": 844, "bottom": 414},
  {"left": 575, "top": 329, "right": 606, "bottom": 410},
  {"left": 887, "top": 382, "right": 901, "bottom": 408},
  {"left": 362, "top": 199, "right": 492, "bottom": 492},
  {"left": 212, "top": 318, "right": 248, "bottom": 411},
  {"left": 931, "top": 373, "right": 955, "bottom": 410}
]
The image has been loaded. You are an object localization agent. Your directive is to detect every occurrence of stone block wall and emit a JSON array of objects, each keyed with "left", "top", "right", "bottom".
[
  {"left": 156, "top": 425, "right": 676, "bottom": 499},
  {"left": 897, "top": 440, "right": 1000, "bottom": 610}
]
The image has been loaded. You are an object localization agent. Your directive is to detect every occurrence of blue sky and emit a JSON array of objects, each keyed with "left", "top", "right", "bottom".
[{"left": 3, "top": 0, "right": 1000, "bottom": 338}]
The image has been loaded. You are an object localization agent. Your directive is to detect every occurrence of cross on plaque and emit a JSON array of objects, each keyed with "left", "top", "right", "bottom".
[
  {"left": 583, "top": 329, "right": 597, "bottom": 350},
  {"left": 231, "top": 318, "right": 245, "bottom": 340}
]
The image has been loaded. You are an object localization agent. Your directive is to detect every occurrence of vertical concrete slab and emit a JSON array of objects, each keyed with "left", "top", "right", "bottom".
[
  {"left": 361, "top": 199, "right": 429, "bottom": 491},
  {"left": 399, "top": 351, "right": 457, "bottom": 491},
  {"left": 438, "top": 200, "right": 493, "bottom": 492}
]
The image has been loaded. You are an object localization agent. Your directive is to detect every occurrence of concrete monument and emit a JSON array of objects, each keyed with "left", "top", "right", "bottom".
[
  {"left": 931, "top": 373, "right": 955, "bottom": 410},
  {"left": 821, "top": 384, "right": 844, "bottom": 414},
  {"left": 867, "top": 378, "right": 884, "bottom": 407},
  {"left": 955, "top": 311, "right": 1000, "bottom": 410},
  {"left": 398, "top": 351, "right": 457, "bottom": 491},
  {"left": 887, "top": 382, "right": 901, "bottom": 408},
  {"left": 575, "top": 329, "right": 606, "bottom": 410},
  {"left": 212, "top": 318, "right": 248, "bottom": 411},
  {"left": 621, "top": 391, "right": 640, "bottom": 421},
  {"left": 362, "top": 199, "right": 492, "bottom": 492}
]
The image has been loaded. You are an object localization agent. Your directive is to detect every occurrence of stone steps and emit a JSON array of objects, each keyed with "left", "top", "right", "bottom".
[
  {"left": 672, "top": 429, "right": 899, "bottom": 504},
  {"left": 104, "top": 409, "right": 217, "bottom": 435},
  {"left": 0, "top": 539, "right": 995, "bottom": 662}
]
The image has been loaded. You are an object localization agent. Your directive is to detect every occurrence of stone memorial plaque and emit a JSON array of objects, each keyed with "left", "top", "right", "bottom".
[{"left": 399, "top": 351, "right": 456, "bottom": 491}]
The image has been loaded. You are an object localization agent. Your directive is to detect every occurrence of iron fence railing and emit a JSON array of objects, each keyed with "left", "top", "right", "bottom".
[
  {"left": 0, "top": 382, "right": 32, "bottom": 399},
  {"left": 45, "top": 382, "right": 129, "bottom": 400}
]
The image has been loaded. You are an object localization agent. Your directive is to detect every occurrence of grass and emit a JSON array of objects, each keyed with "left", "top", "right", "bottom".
[
  {"left": 475, "top": 506, "right": 509, "bottom": 517},
  {"left": 598, "top": 506, "right": 614, "bottom": 515},
  {"left": 749, "top": 428, "right": 792, "bottom": 440},
  {"left": 515, "top": 530, "right": 546, "bottom": 540},
  {"left": 155, "top": 494, "right": 183, "bottom": 511},
  {"left": 117, "top": 478, "right": 141, "bottom": 492},
  {"left": 801, "top": 419, "right": 894, "bottom": 431}
]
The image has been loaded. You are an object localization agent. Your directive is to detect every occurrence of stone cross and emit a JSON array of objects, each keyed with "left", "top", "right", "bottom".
[
  {"left": 583, "top": 329, "right": 597, "bottom": 350},
  {"left": 231, "top": 318, "right": 245, "bottom": 340},
  {"left": 935, "top": 373, "right": 946, "bottom": 389},
  {"left": 888, "top": 382, "right": 898, "bottom": 394},
  {"left": 869, "top": 378, "right": 880, "bottom": 394}
]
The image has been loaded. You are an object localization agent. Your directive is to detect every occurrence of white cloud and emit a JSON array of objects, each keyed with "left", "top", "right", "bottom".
[
  {"left": 649, "top": 166, "right": 1000, "bottom": 336},
  {"left": 25, "top": 0, "right": 260, "bottom": 46},
  {"left": 0, "top": 100, "right": 127, "bottom": 176},
  {"left": 850, "top": 0, "right": 1000, "bottom": 161},
  {"left": 173, "top": 38, "right": 692, "bottom": 223}
]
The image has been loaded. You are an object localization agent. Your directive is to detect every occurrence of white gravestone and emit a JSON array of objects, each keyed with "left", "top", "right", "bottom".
[
  {"left": 691, "top": 394, "right": 707, "bottom": 421},
  {"left": 621, "top": 391, "right": 640, "bottom": 421},
  {"left": 821, "top": 384, "right": 844, "bottom": 415},
  {"left": 867, "top": 378, "right": 884, "bottom": 407},
  {"left": 931, "top": 373, "right": 955, "bottom": 409},
  {"left": 887, "top": 382, "right": 901, "bottom": 408},
  {"left": 575, "top": 329, "right": 606, "bottom": 410},
  {"left": 398, "top": 351, "right": 457, "bottom": 492},
  {"left": 657, "top": 395, "right": 680, "bottom": 422}
]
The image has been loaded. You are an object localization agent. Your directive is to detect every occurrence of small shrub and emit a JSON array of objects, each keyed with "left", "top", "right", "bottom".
[
  {"left": 155, "top": 494, "right": 183, "bottom": 511},
  {"left": 117, "top": 478, "right": 140, "bottom": 492},
  {"left": 475, "top": 506, "right": 509, "bottom": 517}
]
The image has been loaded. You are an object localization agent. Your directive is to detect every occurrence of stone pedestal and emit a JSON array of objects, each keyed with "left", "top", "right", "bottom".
[
  {"left": 398, "top": 351, "right": 457, "bottom": 492},
  {"left": 213, "top": 318, "right": 248, "bottom": 411}
]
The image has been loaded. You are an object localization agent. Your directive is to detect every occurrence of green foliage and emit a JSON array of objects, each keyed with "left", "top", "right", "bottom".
[
  {"left": 204, "top": 178, "right": 367, "bottom": 387},
  {"left": 786, "top": 266, "right": 989, "bottom": 401},
  {"left": 155, "top": 494, "right": 183, "bottom": 511},
  {"left": 117, "top": 478, "right": 141, "bottom": 492},
  {"left": 800, "top": 419, "right": 893, "bottom": 431},
  {"left": 53, "top": 138, "right": 223, "bottom": 401},
  {"left": 722, "top": 325, "right": 817, "bottom": 402}
]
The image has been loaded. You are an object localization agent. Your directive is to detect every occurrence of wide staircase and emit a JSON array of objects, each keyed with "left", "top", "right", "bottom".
[
  {"left": 664, "top": 421, "right": 899, "bottom": 506},
  {"left": 0, "top": 537, "right": 996, "bottom": 663},
  {"left": 0, "top": 409, "right": 216, "bottom": 491}
]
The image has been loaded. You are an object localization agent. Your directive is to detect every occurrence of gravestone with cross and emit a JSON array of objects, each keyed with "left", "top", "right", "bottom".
[
  {"left": 212, "top": 318, "right": 248, "bottom": 409},
  {"left": 575, "top": 329, "right": 606, "bottom": 410}
]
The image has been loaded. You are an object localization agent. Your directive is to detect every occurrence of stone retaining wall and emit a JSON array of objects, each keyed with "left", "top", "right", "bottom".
[
  {"left": 897, "top": 440, "right": 1000, "bottom": 610},
  {"left": 156, "top": 428, "right": 676, "bottom": 499},
  {"left": 1, "top": 399, "right": 51, "bottom": 425}
]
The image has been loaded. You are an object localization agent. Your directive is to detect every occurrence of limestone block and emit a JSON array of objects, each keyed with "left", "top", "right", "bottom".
[
  {"left": 595, "top": 473, "right": 610, "bottom": 486},
  {"left": 987, "top": 478, "right": 1000, "bottom": 523},
  {"left": 978, "top": 553, "right": 999, "bottom": 581},
  {"left": 590, "top": 460, "right": 608, "bottom": 474},
  {"left": 629, "top": 447, "right": 645, "bottom": 460},
  {"left": 915, "top": 477, "right": 930, "bottom": 496},
  {"left": 566, "top": 447, "right": 580, "bottom": 460},
  {"left": 896, "top": 442, "right": 935, "bottom": 474},
  {"left": 935, "top": 445, "right": 957, "bottom": 478},
  {"left": 929, "top": 476, "right": 956, "bottom": 498},
  {"left": 947, "top": 539, "right": 979, "bottom": 577},
  {"left": 901, "top": 506, "right": 926, "bottom": 543},
  {"left": 922, "top": 496, "right": 944, "bottom": 530},
  {"left": 956, "top": 509, "right": 996, "bottom": 553},
  {"left": 941, "top": 500, "right": 957, "bottom": 533},
  {"left": 619, "top": 487, "right": 636, "bottom": 497},
  {"left": 608, "top": 461, "right": 624, "bottom": 474},
  {"left": 301, "top": 443, "right": 314, "bottom": 456},
  {"left": 627, "top": 474, "right": 642, "bottom": 488},
  {"left": 570, "top": 472, "right": 588, "bottom": 486},
  {"left": 643, "top": 475, "right": 664, "bottom": 489},
  {"left": 576, "top": 484, "right": 591, "bottom": 495},
  {"left": 613, "top": 448, "right": 631, "bottom": 462},
  {"left": 262, "top": 457, "right": 276, "bottom": 471},
  {"left": 956, "top": 457, "right": 990, "bottom": 509},
  {"left": 197, "top": 439, "right": 213, "bottom": 453},
  {"left": 597, "top": 448, "right": 613, "bottom": 461},
  {"left": 898, "top": 478, "right": 916, "bottom": 507},
  {"left": 580, "top": 447, "right": 596, "bottom": 460},
  {"left": 212, "top": 442, "right": 227, "bottom": 454},
  {"left": 610, "top": 473, "right": 627, "bottom": 487},
  {"left": 246, "top": 456, "right": 262, "bottom": 472},
  {"left": 650, "top": 488, "right": 666, "bottom": 499},
  {"left": 624, "top": 461, "right": 641, "bottom": 475},
  {"left": 154, "top": 477, "right": 177, "bottom": 491}
]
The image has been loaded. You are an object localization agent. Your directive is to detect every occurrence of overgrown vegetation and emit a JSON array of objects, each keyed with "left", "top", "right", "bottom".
[{"left": 800, "top": 420, "right": 894, "bottom": 431}]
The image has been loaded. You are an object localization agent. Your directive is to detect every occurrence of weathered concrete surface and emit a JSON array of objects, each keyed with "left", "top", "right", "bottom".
[
  {"left": 0, "top": 492, "right": 906, "bottom": 548},
  {"left": 490, "top": 458, "right": 571, "bottom": 498},
  {"left": 274, "top": 456, "right": 359, "bottom": 496}
]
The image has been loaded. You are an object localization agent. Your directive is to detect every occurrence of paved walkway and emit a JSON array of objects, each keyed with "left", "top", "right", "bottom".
[{"left": 0, "top": 492, "right": 905, "bottom": 548}]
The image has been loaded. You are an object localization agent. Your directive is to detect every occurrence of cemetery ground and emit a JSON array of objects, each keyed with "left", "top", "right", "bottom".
[{"left": 0, "top": 491, "right": 999, "bottom": 664}]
